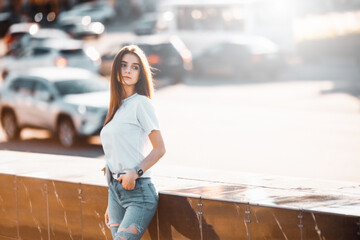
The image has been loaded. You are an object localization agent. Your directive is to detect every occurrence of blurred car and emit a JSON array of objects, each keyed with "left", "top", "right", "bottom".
[
  {"left": 4, "top": 22, "right": 40, "bottom": 53},
  {"left": 133, "top": 13, "right": 158, "bottom": 35},
  {"left": 0, "top": 38, "right": 101, "bottom": 79},
  {"left": 0, "top": 67, "right": 109, "bottom": 147},
  {"left": 192, "top": 35, "right": 285, "bottom": 78},
  {"left": 57, "top": 1, "right": 116, "bottom": 24},
  {"left": 56, "top": 16, "right": 105, "bottom": 39},
  {"left": 101, "top": 35, "right": 192, "bottom": 83},
  {"left": 18, "top": 28, "right": 71, "bottom": 49}
]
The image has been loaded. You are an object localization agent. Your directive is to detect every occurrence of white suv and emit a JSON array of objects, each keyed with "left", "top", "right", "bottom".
[
  {"left": 0, "top": 38, "right": 101, "bottom": 79},
  {"left": 0, "top": 67, "right": 109, "bottom": 147}
]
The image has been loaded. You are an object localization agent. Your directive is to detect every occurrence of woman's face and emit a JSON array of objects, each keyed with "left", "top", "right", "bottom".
[{"left": 120, "top": 53, "right": 141, "bottom": 87}]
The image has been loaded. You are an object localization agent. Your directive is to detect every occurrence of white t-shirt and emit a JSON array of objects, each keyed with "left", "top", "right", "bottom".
[{"left": 100, "top": 93, "right": 160, "bottom": 178}]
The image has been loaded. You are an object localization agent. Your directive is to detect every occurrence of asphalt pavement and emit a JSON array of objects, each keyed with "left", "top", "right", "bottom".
[{"left": 1, "top": 70, "right": 360, "bottom": 182}]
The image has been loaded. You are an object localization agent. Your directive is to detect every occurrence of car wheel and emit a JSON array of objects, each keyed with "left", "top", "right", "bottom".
[
  {"left": 172, "top": 73, "right": 183, "bottom": 84},
  {"left": 193, "top": 63, "right": 207, "bottom": 77},
  {"left": 1, "top": 111, "right": 20, "bottom": 140},
  {"left": 58, "top": 117, "right": 76, "bottom": 148}
]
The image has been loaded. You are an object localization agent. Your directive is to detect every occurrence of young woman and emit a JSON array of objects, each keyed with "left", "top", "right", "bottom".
[{"left": 100, "top": 45, "right": 166, "bottom": 240}]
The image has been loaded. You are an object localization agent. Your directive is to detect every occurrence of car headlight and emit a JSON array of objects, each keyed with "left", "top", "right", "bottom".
[
  {"left": 77, "top": 105, "right": 98, "bottom": 114},
  {"left": 85, "top": 46, "right": 100, "bottom": 62},
  {"left": 90, "top": 22, "right": 105, "bottom": 34}
]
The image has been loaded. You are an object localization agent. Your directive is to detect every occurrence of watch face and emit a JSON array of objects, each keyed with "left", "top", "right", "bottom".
[{"left": 138, "top": 168, "right": 144, "bottom": 176}]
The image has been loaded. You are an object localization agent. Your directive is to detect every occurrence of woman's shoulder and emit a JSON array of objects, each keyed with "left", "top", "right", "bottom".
[
  {"left": 135, "top": 94, "right": 153, "bottom": 105},
  {"left": 134, "top": 94, "right": 156, "bottom": 111}
]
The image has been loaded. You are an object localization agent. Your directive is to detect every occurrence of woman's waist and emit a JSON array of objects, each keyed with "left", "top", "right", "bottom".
[
  {"left": 111, "top": 171, "right": 152, "bottom": 181},
  {"left": 108, "top": 167, "right": 152, "bottom": 179}
]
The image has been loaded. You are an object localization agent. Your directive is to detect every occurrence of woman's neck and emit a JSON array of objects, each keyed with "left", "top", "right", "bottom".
[{"left": 123, "top": 87, "right": 136, "bottom": 99}]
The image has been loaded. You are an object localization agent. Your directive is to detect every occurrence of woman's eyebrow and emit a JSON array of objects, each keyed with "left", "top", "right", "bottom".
[{"left": 121, "top": 60, "right": 140, "bottom": 66}]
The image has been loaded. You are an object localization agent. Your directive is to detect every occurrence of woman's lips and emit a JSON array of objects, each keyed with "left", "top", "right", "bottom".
[{"left": 123, "top": 76, "right": 131, "bottom": 80}]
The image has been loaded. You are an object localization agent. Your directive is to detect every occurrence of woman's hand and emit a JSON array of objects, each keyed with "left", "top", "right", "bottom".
[
  {"left": 117, "top": 169, "right": 138, "bottom": 190},
  {"left": 104, "top": 207, "right": 109, "bottom": 228}
]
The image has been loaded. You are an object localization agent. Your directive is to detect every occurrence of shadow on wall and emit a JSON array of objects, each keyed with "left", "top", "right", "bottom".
[{"left": 150, "top": 195, "right": 219, "bottom": 240}]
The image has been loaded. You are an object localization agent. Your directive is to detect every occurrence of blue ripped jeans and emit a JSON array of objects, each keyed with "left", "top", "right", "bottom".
[{"left": 107, "top": 177, "right": 158, "bottom": 240}]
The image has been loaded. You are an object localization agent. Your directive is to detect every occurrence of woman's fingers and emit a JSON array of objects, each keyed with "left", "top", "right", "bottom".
[
  {"left": 117, "top": 173, "right": 136, "bottom": 190},
  {"left": 104, "top": 209, "right": 109, "bottom": 228},
  {"left": 125, "top": 181, "right": 135, "bottom": 190},
  {"left": 117, "top": 175, "right": 123, "bottom": 182}
]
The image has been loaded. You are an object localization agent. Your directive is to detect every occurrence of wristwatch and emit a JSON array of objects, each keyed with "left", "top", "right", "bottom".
[{"left": 135, "top": 166, "right": 144, "bottom": 177}]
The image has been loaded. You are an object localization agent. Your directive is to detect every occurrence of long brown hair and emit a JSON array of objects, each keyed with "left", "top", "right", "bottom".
[{"left": 104, "top": 45, "right": 154, "bottom": 126}]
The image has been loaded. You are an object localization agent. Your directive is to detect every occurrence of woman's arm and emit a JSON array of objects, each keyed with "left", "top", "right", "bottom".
[
  {"left": 119, "top": 130, "right": 165, "bottom": 189},
  {"left": 138, "top": 130, "right": 166, "bottom": 172}
]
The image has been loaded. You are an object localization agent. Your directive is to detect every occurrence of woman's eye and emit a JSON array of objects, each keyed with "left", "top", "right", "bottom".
[
  {"left": 121, "top": 63, "right": 127, "bottom": 68},
  {"left": 132, "top": 66, "right": 139, "bottom": 70}
]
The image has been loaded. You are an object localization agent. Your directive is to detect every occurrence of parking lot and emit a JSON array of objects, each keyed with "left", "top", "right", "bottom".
[{"left": 0, "top": 16, "right": 360, "bottom": 183}]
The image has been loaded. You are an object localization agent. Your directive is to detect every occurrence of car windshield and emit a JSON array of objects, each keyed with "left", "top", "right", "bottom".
[
  {"left": 60, "top": 49, "right": 84, "bottom": 56},
  {"left": 139, "top": 43, "right": 178, "bottom": 58},
  {"left": 249, "top": 38, "right": 278, "bottom": 54},
  {"left": 54, "top": 79, "right": 108, "bottom": 96}
]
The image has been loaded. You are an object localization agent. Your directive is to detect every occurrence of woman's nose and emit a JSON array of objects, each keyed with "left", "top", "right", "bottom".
[{"left": 124, "top": 66, "right": 131, "bottom": 73}]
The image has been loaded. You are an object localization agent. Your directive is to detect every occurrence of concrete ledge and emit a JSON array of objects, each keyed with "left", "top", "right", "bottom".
[{"left": 0, "top": 150, "right": 359, "bottom": 239}]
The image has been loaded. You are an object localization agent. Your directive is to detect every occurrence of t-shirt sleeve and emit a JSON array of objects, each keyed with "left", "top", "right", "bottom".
[{"left": 137, "top": 98, "right": 160, "bottom": 135}]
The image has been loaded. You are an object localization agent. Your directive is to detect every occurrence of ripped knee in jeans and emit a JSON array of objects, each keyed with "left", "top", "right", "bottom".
[
  {"left": 116, "top": 224, "right": 142, "bottom": 240},
  {"left": 109, "top": 223, "right": 120, "bottom": 239}
]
